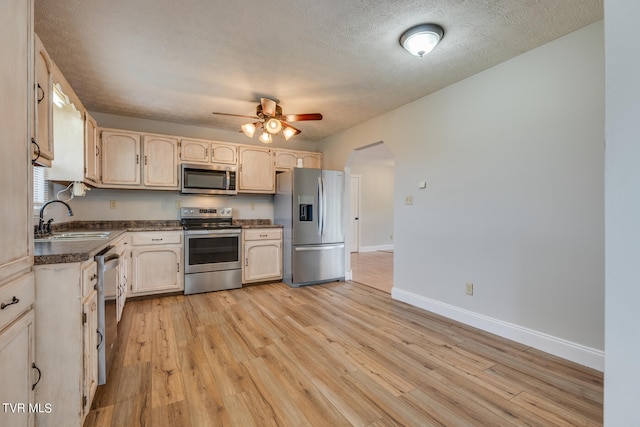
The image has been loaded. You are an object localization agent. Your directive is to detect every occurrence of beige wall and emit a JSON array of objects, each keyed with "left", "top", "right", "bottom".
[{"left": 321, "top": 22, "right": 605, "bottom": 369}]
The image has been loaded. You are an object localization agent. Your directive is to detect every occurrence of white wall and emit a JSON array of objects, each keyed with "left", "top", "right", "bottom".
[
  {"left": 321, "top": 22, "right": 604, "bottom": 369},
  {"left": 604, "top": 0, "right": 640, "bottom": 422}
]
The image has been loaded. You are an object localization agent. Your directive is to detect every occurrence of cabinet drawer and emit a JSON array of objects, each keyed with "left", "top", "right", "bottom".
[
  {"left": 0, "top": 272, "right": 35, "bottom": 331},
  {"left": 243, "top": 228, "right": 283, "bottom": 241},
  {"left": 130, "top": 231, "right": 182, "bottom": 246}
]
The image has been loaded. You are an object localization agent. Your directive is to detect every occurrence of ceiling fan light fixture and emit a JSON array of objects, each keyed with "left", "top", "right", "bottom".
[
  {"left": 265, "top": 117, "right": 282, "bottom": 134},
  {"left": 241, "top": 122, "right": 256, "bottom": 138},
  {"left": 258, "top": 131, "right": 273, "bottom": 144},
  {"left": 400, "top": 23, "right": 444, "bottom": 57},
  {"left": 282, "top": 126, "right": 297, "bottom": 141}
]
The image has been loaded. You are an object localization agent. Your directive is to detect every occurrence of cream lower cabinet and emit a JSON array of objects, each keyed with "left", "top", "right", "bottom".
[
  {"left": 0, "top": 274, "right": 36, "bottom": 427},
  {"left": 34, "top": 259, "right": 99, "bottom": 426},
  {"left": 129, "top": 231, "right": 183, "bottom": 296},
  {"left": 242, "top": 228, "right": 283, "bottom": 284}
]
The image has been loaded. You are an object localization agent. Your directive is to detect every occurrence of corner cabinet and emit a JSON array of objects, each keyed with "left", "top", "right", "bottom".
[
  {"left": 237, "top": 146, "right": 275, "bottom": 193},
  {"left": 242, "top": 228, "right": 283, "bottom": 284},
  {"left": 100, "top": 129, "right": 179, "bottom": 189},
  {"left": 129, "top": 231, "right": 183, "bottom": 296}
]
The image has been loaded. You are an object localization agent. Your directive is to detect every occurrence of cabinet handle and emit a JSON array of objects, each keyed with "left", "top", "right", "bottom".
[
  {"left": 177, "top": 263, "right": 180, "bottom": 272},
  {"left": 151, "top": 238, "right": 163, "bottom": 241},
  {"left": 90, "top": 273, "right": 98, "bottom": 282},
  {"left": 31, "top": 138, "right": 41, "bottom": 165},
  {"left": 136, "top": 154, "right": 139, "bottom": 164},
  {"left": 205, "top": 148, "right": 208, "bottom": 158},
  {"left": 37, "top": 84, "right": 45, "bottom": 103},
  {"left": 97, "top": 329, "right": 103, "bottom": 349},
  {"left": 0, "top": 296, "right": 19, "bottom": 310},
  {"left": 260, "top": 234, "right": 268, "bottom": 238},
  {"left": 245, "top": 258, "right": 248, "bottom": 267},
  {"left": 31, "top": 363, "right": 42, "bottom": 391},
  {"left": 144, "top": 155, "right": 148, "bottom": 165},
  {"left": 96, "top": 146, "right": 100, "bottom": 156}
]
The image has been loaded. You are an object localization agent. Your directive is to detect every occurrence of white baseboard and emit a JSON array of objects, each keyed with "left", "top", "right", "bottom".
[
  {"left": 391, "top": 288, "right": 604, "bottom": 372},
  {"left": 345, "top": 269, "right": 353, "bottom": 281},
  {"left": 359, "top": 244, "right": 394, "bottom": 253}
]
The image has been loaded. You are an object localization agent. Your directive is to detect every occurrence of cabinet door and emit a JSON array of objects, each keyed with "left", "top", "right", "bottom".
[
  {"left": 34, "top": 34, "right": 54, "bottom": 166},
  {"left": 180, "top": 139, "right": 209, "bottom": 163},
  {"left": 238, "top": 146, "right": 274, "bottom": 193},
  {"left": 131, "top": 246, "right": 182, "bottom": 295},
  {"left": 0, "top": 310, "right": 35, "bottom": 427},
  {"left": 82, "top": 290, "right": 98, "bottom": 416},
  {"left": 143, "top": 135, "right": 178, "bottom": 188},
  {"left": 84, "top": 112, "right": 100, "bottom": 184},
  {"left": 300, "top": 152, "right": 322, "bottom": 169},
  {"left": 1, "top": 0, "right": 33, "bottom": 282},
  {"left": 210, "top": 141, "right": 237, "bottom": 164},
  {"left": 275, "top": 150, "right": 298, "bottom": 170},
  {"left": 243, "top": 240, "right": 283, "bottom": 283},
  {"left": 101, "top": 130, "right": 141, "bottom": 186}
]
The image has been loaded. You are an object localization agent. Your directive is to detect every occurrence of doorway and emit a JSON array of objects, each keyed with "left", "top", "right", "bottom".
[{"left": 346, "top": 142, "right": 394, "bottom": 292}]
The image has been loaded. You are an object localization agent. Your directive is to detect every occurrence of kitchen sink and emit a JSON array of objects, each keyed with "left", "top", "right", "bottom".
[{"left": 34, "top": 231, "right": 112, "bottom": 242}]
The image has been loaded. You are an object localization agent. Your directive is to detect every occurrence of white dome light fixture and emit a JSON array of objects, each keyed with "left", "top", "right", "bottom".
[{"left": 400, "top": 23, "right": 444, "bottom": 57}]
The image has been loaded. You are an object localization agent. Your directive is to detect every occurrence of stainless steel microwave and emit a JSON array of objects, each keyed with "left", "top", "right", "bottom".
[{"left": 180, "top": 163, "right": 237, "bottom": 195}]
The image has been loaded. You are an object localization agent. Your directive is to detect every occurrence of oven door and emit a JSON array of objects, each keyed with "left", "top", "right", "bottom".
[{"left": 184, "top": 229, "right": 242, "bottom": 274}]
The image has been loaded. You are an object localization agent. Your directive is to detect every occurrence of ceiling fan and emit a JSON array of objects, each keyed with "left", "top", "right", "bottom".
[{"left": 212, "top": 98, "right": 322, "bottom": 143}]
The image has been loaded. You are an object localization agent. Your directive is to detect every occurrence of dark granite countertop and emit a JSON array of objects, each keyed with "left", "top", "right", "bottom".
[
  {"left": 34, "top": 220, "right": 182, "bottom": 265},
  {"left": 33, "top": 219, "right": 281, "bottom": 265}
]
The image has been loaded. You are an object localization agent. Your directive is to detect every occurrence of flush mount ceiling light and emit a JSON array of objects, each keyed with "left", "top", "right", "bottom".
[
  {"left": 399, "top": 23, "right": 444, "bottom": 57},
  {"left": 212, "top": 98, "right": 322, "bottom": 143}
]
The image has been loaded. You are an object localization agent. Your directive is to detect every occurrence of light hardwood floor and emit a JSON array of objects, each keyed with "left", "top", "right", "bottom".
[
  {"left": 350, "top": 251, "right": 393, "bottom": 293},
  {"left": 85, "top": 281, "right": 602, "bottom": 426}
]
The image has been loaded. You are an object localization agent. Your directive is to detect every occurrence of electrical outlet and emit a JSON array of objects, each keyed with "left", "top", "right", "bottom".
[
  {"left": 404, "top": 195, "right": 413, "bottom": 205},
  {"left": 109, "top": 200, "right": 117, "bottom": 209},
  {"left": 465, "top": 282, "right": 474, "bottom": 295},
  {"left": 176, "top": 200, "right": 182, "bottom": 208}
]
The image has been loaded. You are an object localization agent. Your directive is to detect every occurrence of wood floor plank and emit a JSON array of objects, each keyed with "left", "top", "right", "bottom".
[{"left": 86, "top": 281, "right": 603, "bottom": 427}]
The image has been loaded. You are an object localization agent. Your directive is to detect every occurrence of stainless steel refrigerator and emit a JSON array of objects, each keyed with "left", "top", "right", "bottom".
[{"left": 275, "top": 168, "right": 345, "bottom": 287}]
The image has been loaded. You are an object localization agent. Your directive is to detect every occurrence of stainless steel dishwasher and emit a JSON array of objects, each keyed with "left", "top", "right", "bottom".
[{"left": 95, "top": 246, "right": 120, "bottom": 385}]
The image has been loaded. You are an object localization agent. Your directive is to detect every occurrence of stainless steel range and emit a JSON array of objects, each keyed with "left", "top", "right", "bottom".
[{"left": 180, "top": 207, "right": 242, "bottom": 295}]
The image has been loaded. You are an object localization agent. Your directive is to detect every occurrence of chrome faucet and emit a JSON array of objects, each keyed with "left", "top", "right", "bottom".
[{"left": 36, "top": 200, "right": 74, "bottom": 235}]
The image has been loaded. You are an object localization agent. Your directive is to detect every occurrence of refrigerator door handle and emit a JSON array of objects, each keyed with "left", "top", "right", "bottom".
[
  {"left": 321, "top": 176, "right": 327, "bottom": 237},
  {"left": 317, "top": 176, "right": 324, "bottom": 236}
]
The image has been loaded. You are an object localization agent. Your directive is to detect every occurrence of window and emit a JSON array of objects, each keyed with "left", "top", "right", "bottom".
[{"left": 33, "top": 166, "right": 49, "bottom": 210}]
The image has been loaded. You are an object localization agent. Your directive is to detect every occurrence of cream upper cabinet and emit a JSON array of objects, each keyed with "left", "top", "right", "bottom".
[
  {"left": 100, "top": 129, "right": 179, "bottom": 190},
  {"left": 242, "top": 228, "right": 283, "bottom": 284},
  {"left": 1, "top": 0, "right": 33, "bottom": 283},
  {"left": 33, "top": 33, "right": 54, "bottom": 167},
  {"left": 143, "top": 134, "right": 179, "bottom": 188},
  {"left": 274, "top": 148, "right": 322, "bottom": 170},
  {"left": 238, "top": 146, "right": 275, "bottom": 193},
  {"left": 101, "top": 129, "right": 141, "bottom": 186},
  {"left": 84, "top": 112, "right": 100, "bottom": 184},
  {"left": 180, "top": 138, "right": 238, "bottom": 165}
]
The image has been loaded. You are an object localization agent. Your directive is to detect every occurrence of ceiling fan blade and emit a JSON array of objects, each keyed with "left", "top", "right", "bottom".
[
  {"left": 211, "top": 112, "right": 258, "bottom": 120},
  {"left": 284, "top": 113, "right": 323, "bottom": 122},
  {"left": 260, "top": 98, "right": 277, "bottom": 117}
]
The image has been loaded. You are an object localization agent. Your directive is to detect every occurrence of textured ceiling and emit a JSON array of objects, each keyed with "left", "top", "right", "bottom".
[{"left": 34, "top": 0, "right": 602, "bottom": 143}]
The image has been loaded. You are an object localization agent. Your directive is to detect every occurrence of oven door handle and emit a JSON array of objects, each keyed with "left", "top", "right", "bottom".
[{"left": 185, "top": 230, "right": 241, "bottom": 236}]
